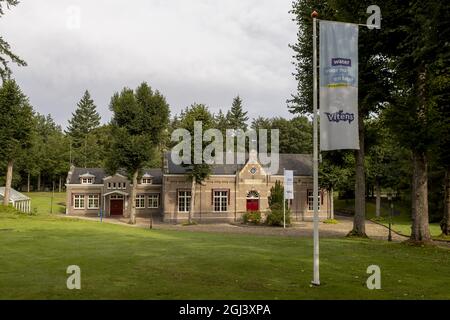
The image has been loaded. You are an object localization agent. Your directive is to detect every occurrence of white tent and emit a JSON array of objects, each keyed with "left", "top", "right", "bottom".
[{"left": 0, "top": 187, "right": 31, "bottom": 213}]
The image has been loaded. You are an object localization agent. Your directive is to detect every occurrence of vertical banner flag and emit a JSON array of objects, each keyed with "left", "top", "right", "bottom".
[
  {"left": 284, "top": 170, "right": 294, "bottom": 200},
  {"left": 320, "top": 21, "right": 359, "bottom": 150}
]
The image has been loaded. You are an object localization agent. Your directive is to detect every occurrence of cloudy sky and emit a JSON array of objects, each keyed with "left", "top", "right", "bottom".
[{"left": 1, "top": 0, "right": 298, "bottom": 128}]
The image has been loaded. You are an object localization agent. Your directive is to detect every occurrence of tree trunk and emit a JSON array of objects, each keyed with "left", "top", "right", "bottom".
[
  {"left": 3, "top": 160, "right": 14, "bottom": 206},
  {"left": 59, "top": 176, "right": 62, "bottom": 193},
  {"left": 350, "top": 113, "right": 367, "bottom": 236},
  {"left": 37, "top": 173, "right": 41, "bottom": 192},
  {"left": 27, "top": 172, "right": 31, "bottom": 193},
  {"left": 188, "top": 179, "right": 196, "bottom": 224},
  {"left": 129, "top": 170, "right": 138, "bottom": 225},
  {"left": 330, "top": 187, "right": 334, "bottom": 220},
  {"left": 375, "top": 178, "right": 381, "bottom": 217},
  {"left": 410, "top": 151, "right": 431, "bottom": 242},
  {"left": 441, "top": 166, "right": 450, "bottom": 235}
]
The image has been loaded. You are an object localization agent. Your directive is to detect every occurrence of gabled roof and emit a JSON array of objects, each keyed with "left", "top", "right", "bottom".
[
  {"left": 0, "top": 187, "right": 30, "bottom": 201},
  {"left": 165, "top": 152, "right": 312, "bottom": 176},
  {"left": 79, "top": 172, "right": 96, "bottom": 178}
]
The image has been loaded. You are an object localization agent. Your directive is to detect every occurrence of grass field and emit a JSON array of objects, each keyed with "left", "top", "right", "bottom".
[
  {"left": 24, "top": 192, "right": 66, "bottom": 215},
  {"left": 0, "top": 193, "right": 449, "bottom": 300},
  {"left": 334, "top": 198, "right": 444, "bottom": 238}
]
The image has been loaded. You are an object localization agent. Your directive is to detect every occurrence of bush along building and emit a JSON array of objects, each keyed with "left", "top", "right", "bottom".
[{"left": 65, "top": 151, "right": 330, "bottom": 223}]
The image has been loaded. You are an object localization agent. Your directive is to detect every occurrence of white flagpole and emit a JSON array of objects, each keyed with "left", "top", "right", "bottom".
[
  {"left": 283, "top": 168, "right": 286, "bottom": 229},
  {"left": 312, "top": 11, "right": 320, "bottom": 286}
]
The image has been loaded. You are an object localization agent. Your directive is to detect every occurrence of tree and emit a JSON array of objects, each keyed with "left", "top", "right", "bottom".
[
  {"left": 268, "top": 180, "right": 284, "bottom": 208},
  {"left": 251, "top": 116, "right": 312, "bottom": 154},
  {"left": 215, "top": 109, "right": 228, "bottom": 136},
  {"left": 382, "top": 0, "right": 448, "bottom": 242},
  {"left": 319, "top": 151, "right": 353, "bottom": 219},
  {"left": 0, "top": 79, "right": 34, "bottom": 205},
  {"left": 20, "top": 113, "right": 69, "bottom": 192},
  {"left": 108, "top": 82, "right": 169, "bottom": 224},
  {"left": 66, "top": 90, "right": 101, "bottom": 166},
  {"left": 0, "top": 0, "right": 26, "bottom": 81},
  {"left": 177, "top": 104, "right": 215, "bottom": 224},
  {"left": 226, "top": 95, "right": 248, "bottom": 131}
]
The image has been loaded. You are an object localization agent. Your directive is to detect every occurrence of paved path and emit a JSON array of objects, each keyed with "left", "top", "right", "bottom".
[{"left": 62, "top": 214, "right": 408, "bottom": 242}]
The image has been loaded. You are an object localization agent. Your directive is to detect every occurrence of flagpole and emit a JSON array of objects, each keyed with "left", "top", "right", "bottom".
[
  {"left": 283, "top": 168, "right": 286, "bottom": 229},
  {"left": 311, "top": 11, "right": 320, "bottom": 286}
]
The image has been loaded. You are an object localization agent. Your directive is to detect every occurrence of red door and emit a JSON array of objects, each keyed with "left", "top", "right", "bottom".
[
  {"left": 246, "top": 199, "right": 259, "bottom": 212},
  {"left": 110, "top": 200, "right": 123, "bottom": 216}
]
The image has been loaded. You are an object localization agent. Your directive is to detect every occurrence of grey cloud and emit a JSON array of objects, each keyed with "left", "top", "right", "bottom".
[{"left": 1, "top": 0, "right": 298, "bottom": 127}]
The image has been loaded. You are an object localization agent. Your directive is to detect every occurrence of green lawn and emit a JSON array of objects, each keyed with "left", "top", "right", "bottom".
[
  {"left": 24, "top": 192, "right": 66, "bottom": 215},
  {"left": 334, "top": 198, "right": 444, "bottom": 238},
  {"left": 0, "top": 197, "right": 449, "bottom": 300}
]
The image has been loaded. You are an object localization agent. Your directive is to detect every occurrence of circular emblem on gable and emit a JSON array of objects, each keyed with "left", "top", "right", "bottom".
[{"left": 250, "top": 167, "right": 257, "bottom": 175}]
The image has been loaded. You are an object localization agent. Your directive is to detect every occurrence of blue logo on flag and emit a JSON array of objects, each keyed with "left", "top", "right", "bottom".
[
  {"left": 325, "top": 110, "right": 355, "bottom": 124},
  {"left": 331, "top": 58, "right": 351, "bottom": 67}
]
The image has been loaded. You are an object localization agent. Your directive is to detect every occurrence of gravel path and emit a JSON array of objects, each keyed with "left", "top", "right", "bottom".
[{"left": 62, "top": 214, "right": 408, "bottom": 242}]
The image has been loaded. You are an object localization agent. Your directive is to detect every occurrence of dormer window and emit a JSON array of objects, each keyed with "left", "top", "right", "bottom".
[
  {"left": 79, "top": 173, "right": 95, "bottom": 184},
  {"left": 81, "top": 178, "right": 93, "bottom": 184},
  {"left": 141, "top": 173, "right": 153, "bottom": 184}
]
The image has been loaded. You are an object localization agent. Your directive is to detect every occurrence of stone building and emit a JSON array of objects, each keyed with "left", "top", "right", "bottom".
[{"left": 65, "top": 152, "right": 330, "bottom": 222}]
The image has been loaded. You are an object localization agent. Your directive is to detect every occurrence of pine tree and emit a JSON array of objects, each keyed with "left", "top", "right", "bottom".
[
  {"left": 0, "top": 79, "right": 34, "bottom": 205},
  {"left": 226, "top": 95, "right": 248, "bottom": 131},
  {"left": 66, "top": 90, "right": 101, "bottom": 146},
  {"left": 0, "top": 0, "right": 27, "bottom": 81}
]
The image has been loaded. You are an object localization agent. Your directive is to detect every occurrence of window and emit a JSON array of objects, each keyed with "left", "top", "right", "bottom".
[
  {"left": 107, "top": 182, "right": 112, "bottom": 189},
  {"left": 122, "top": 183, "right": 126, "bottom": 189},
  {"left": 74, "top": 195, "right": 85, "bottom": 209},
  {"left": 307, "top": 190, "right": 321, "bottom": 211},
  {"left": 148, "top": 194, "right": 159, "bottom": 208},
  {"left": 110, "top": 194, "right": 123, "bottom": 199},
  {"left": 81, "top": 178, "right": 93, "bottom": 184},
  {"left": 113, "top": 182, "right": 116, "bottom": 189},
  {"left": 141, "top": 178, "right": 152, "bottom": 184},
  {"left": 88, "top": 195, "right": 99, "bottom": 209},
  {"left": 135, "top": 195, "right": 145, "bottom": 209},
  {"left": 178, "top": 191, "right": 191, "bottom": 212},
  {"left": 213, "top": 190, "right": 228, "bottom": 212}
]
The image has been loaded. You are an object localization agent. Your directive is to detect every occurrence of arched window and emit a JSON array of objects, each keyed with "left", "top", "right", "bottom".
[{"left": 246, "top": 190, "right": 260, "bottom": 199}]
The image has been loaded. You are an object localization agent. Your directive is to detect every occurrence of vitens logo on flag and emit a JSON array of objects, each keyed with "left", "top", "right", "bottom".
[{"left": 320, "top": 21, "right": 359, "bottom": 151}]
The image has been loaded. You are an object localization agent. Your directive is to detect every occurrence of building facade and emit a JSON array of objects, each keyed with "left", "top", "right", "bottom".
[{"left": 65, "top": 153, "right": 330, "bottom": 222}]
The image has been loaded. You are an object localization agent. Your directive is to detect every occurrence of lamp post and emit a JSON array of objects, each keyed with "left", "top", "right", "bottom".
[{"left": 387, "top": 193, "right": 393, "bottom": 242}]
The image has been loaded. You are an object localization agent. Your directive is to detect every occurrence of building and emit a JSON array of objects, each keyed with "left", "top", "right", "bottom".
[
  {"left": 65, "top": 152, "right": 330, "bottom": 222},
  {"left": 0, "top": 187, "right": 31, "bottom": 213}
]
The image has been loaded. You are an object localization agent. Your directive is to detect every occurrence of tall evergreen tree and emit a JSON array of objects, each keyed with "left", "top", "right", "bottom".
[
  {"left": 66, "top": 90, "right": 101, "bottom": 145},
  {"left": 107, "top": 82, "right": 170, "bottom": 224},
  {"left": 0, "top": 79, "right": 34, "bottom": 205},
  {"left": 66, "top": 90, "right": 101, "bottom": 167},
  {"left": 0, "top": 0, "right": 27, "bottom": 81},
  {"left": 226, "top": 95, "right": 248, "bottom": 131}
]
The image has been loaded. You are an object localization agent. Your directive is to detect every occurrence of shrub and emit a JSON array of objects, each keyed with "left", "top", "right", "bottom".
[
  {"left": 323, "top": 218, "right": 338, "bottom": 224},
  {"left": 265, "top": 203, "right": 291, "bottom": 227},
  {"left": 243, "top": 211, "right": 262, "bottom": 224},
  {"left": 268, "top": 181, "right": 284, "bottom": 207}
]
